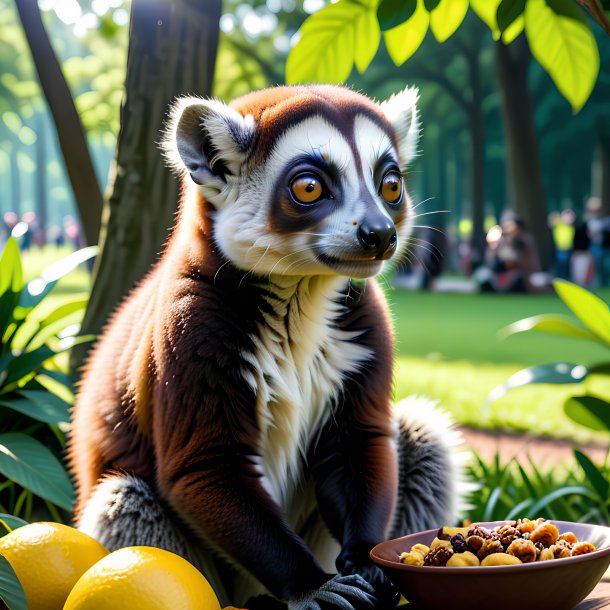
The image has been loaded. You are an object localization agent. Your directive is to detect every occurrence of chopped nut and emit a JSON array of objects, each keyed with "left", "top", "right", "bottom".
[
  {"left": 516, "top": 518, "right": 537, "bottom": 534},
  {"left": 506, "top": 538, "right": 537, "bottom": 563},
  {"left": 539, "top": 548, "right": 555, "bottom": 561},
  {"left": 446, "top": 551, "right": 480, "bottom": 567},
  {"left": 571, "top": 541, "right": 596, "bottom": 556},
  {"left": 477, "top": 538, "right": 504, "bottom": 560},
  {"left": 550, "top": 544, "right": 571, "bottom": 559},
  {"left": 481, "top": 552, "right": 522, "bottom": 566},
  {"left": 400, "top": 551, "right": 424, "bottom": 566},
  {"left": 424, "top": 545, "right": 454, "bottom": 566},
  {"left": 496, "top": 524, "right": 521, "bottom": 549},
  {"left": 467, "top": 525, "right": 497, "bottom": 540},
  {"left": 558, "top": 532, "right": 578, "bottom": 546},
  {"left": 530, "top": 522, "right": 559, "bottom": 547},
  {"left": 466, "top": 535, "right": 485, "bottom": 554}
]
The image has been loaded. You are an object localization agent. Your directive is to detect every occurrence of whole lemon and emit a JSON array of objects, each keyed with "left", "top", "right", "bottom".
[
  {"left": 63, "top": 546, "right": 221, "bottom": 610},
  {"left": 0, "top": 522, "right": 109, "bottom": 610}
]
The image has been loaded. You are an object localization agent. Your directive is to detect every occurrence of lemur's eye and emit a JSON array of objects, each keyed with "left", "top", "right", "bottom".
[
  {"left": 380, "top": 171, "right": 403, "bottom": 204},
  {"left": 290, "top": 174, "right": 324, "bottom": 204}
]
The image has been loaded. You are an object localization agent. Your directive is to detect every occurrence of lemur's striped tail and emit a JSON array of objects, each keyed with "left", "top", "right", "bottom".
[{"left": 389, "top": 395, "right": 470, "bottom": 539}]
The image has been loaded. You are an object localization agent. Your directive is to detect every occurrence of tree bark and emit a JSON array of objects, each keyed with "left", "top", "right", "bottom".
[
  {"left": 74, "top": 0, "right": 221, "bottom": 369},
  {"left": 496, "top": 37, "right": 554, "bottom": 269},
  {"left": 14, "top": 0, "right": 103, "bottom": 246}
]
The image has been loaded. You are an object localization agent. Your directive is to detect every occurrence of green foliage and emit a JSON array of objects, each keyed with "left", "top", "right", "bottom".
[
  {"left": 286, "top": 0, "right": 603, "bottom": 111},
  {"left": 0, "top": 553, "right": 26, "bottom": 610},
  {"left": 485, "top": 281, "right": 610, "bottom": 525},
  {"left": 0, "top": 238, "right": 97, "bottom": 520}
]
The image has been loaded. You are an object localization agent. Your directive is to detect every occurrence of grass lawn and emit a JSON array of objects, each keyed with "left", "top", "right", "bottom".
[
  {"left": 388, "top": 288, "right": 610, "bottom": 443},
  {"left": 19, "top": 246, "right": 610, "bottom": 443}
]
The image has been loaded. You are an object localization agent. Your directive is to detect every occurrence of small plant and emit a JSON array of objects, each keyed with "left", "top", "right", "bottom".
[
  {"left": 485, "top": 280, "right": 610, "bottom": 524},
  {"left": 0, "top": 238, "right": 96, "bottom": 522}
]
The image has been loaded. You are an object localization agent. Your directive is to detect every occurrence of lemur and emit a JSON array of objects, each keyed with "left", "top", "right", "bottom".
[{"left": 69, "top": 85, "right": 463, "bottom": 609}]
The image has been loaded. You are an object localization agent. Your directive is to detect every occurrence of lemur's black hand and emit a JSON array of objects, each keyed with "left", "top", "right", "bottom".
[
  {"left": 287, "top": 574, "right": 377, "bottom": 610},
  {"left": 338, "top": 559, "right": 400, "bottom": 608}
]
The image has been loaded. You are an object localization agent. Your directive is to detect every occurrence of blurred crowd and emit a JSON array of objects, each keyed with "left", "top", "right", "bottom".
[
  {"left": 397, "top": 196, "right": 610, "bottom": 294},
  {"left": 1, "top": 211, "right": 84, "bottom": 251}
]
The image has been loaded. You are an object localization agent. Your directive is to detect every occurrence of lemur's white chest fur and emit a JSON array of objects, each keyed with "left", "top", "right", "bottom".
[{"left": 241, "top": 275, "right": 372, "bottom": 509}]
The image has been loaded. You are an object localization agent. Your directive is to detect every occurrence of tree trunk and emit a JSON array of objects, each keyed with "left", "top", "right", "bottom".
[
  {"left": 599, "top": 132, "right": 610, "bottom": 209},
  {"left": 470, "top": 104, "right": 486, "bottom": 264},
  {"left": 74, "top": 0, "right": 221, "bottom": 370},
  {"left": 496, "top": 37, "right": 554, "bottom": 269},
  {"left": 14, "top": 0, "right": 103, "bottom": 246}
]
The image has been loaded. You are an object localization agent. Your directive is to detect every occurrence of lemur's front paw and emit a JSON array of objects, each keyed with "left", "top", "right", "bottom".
[
  {"left": 339, "top": 561, "right": 400, "bottom": 607},
  {"left": 287, "top": 574, "right": 376, "bottom": 610}
]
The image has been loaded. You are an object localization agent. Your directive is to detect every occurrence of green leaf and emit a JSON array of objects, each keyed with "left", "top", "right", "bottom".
[
  {"left": 525, "top": 0, "right": 600, "bottom": 112},
  {"left": 0, "top": 553, "right": 27, "bottom": 610},
  {"left": 0, "top": 390, "right": 70, "bottom": 426},
  {"left": 485, "top": 362, "right": 588, "bottom": 406},
  {"left": 423, "top": 0, "right": 440, "bottom": 10},
  {"left": 384, "top": 0, "right": 429, "bottom": 65},
  {"left": 528, "top": 485, "right": 598, "bottom": 515},
  {"left": 498, "top": 313, "right": 603, "bottom": 344},
  {"left": 0, "top": 515, "right": 27, "bottom": 535},
  {"left": 354, "top": 1, "right": 381, "bottom": 72},
  {"left": 377, "top": 0, "right": 417, "bottom": 31},
  {"left": 505, "top": 498, "right": 534, "bottom": 520},
  {"left": 497, "top": 0, "right": 526, "bottom": 34},
  {"left": 471, "top": 0, "right": 523, "bottom": 41},
  {"left": 564, "top": 395, "right": 610, "bottom": 432},
  {"left": 428, "top": 0, "right": 468, "bottom": 42},
  {"left": 553, "top": 280, "right": 610, "bottom": 346},
  {"left": 1, "top": 346, "right": 55, "bottom": 391},
  {"left": 574, "top": 449, "right": 609, "bottom": 502},
  {"left": 0, "top": 239, "right": 23, "bottom": 297},
  {"left": 286, "top": 0, "right": 380, "bottom": 84},
  {"left": 0, "top": 433, "right": 74, "bottom": 510}
]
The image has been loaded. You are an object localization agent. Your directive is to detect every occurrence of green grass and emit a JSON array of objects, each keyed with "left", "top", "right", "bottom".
[{"left": 388, "top": 288, "right": 610, "bottom": 443}]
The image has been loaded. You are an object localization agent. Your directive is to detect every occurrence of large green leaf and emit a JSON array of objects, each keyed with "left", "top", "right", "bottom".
[
  {"left": 525, "top": 0, "right": 599, "bottom": 112},
  {"left": 0, "top": 433, "right": 74, "bottom": 510},
  {"left": 286, "top": 0, "right": 380, "bottom": 84},
  {"left": 0, "top": 390, "right": 70, "bottom": 426},
  {"left": 428, "top": 0, "right": 468, "bottom": 42},
  {"left": 0, "top": 515, "right": 27, "bottom": 536},
  {"left": 0, "top": 553, "right": 27, "bottom": 610},
  {"left": 553, "top": 280, "right": 610, "bottom": 346},
  {"left": 574, "top": 449, "right": 609, "bottom": 502},
  {"left": 384, "top": 0, "right": 429, "bottom": 65},
  {"left": 377, "top": 0, "right": 417, "bottom": 30},
  {"left": 470, "top": 0, "right": 524, "bottom": 41},
  {"left": 1, "top": 345, "right": 55, "bottom": 391},
  {"left": 0, "top": 239, "right": 23, "bottom": 348},
  {"left": 498, "top": 313, "right": 603, "bottom": 344},
  {"left": 528, "top": 485, "right": 598, "bottom": 515},
  {"left": 485, "top": 362, "right": 588, "bottom": 406},
  {"left": 497, "top": 0, "right": 526, "bottom": 34},
  {"left": 564, "top": 395, "right": 610, "bottom": 432}
]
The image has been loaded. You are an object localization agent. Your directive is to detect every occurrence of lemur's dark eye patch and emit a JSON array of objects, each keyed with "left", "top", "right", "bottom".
[
  {"left": 380, "top": 170, "right": 403, "bottom": 204},
  {"left": 290, "top": 173, "right": 324, "bottom": 204}
]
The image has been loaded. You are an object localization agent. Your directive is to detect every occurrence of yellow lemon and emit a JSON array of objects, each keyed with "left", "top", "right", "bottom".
[
  {"left": 0, "top": 522, "right": 109, "bottom": 610},
  {"left": 63, "top": 546, "right": 221, "bottom": 610}
]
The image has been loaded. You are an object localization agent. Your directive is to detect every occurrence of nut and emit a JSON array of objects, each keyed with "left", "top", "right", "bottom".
[
  {"left": 539, "top": 548, "right": 555, "bottom": 561},
  {"left": 515, "top": 518, "right": 537, "bottom": 534},
  {"left": 481, "top": 553, "right": 522, "bottom": 566},
  {"left": 496, "top": 524, "right": 521, "bottom": 549},
  {"left": 550, "top": 544, "right": 571, "bottom": 559},
  {"left": 530, "top": 522, "right": 559, "bottom": 547},
  {"left": 400, "top": 551, "right": 424, "bottom": 566},
  {"left": 437, "top": 526, "right": 469, "bottom": 541},
  {"left": 506, "top": 538, "right": 537, "bottom": 563},
  {"left": 558, "top": 532, "right": 578, "bottom": 546},
  {"left": 424, "top": 546, "right": 454, "bottom": 566},
  {"left": 450, "top": 533, "right": 468, "bottom": 554},
  {"left": 571, "top": 541, "right": 596, "bottom": 556},
  {"left": 430, "top": 538, "right": 452, "bottom": 551},
  {"left": 446, "top": 551, "right": 480, "bottom": 567},
  {"left": 467, "top": 525, "right": 497, "bottom": 540},
  {"left": 466, "top": 535, "right": 485, "bottom": 553},
  {"left": 477, "top": 538, "right": 504, "bottom": 560}
]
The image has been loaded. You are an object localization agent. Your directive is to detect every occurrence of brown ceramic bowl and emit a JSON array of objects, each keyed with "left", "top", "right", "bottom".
[{"left": 371, "top": 521, "right": 610, "bottom": 610}]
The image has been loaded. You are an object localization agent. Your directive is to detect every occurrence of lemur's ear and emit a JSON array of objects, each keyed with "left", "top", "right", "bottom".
[
  {"left": 163, "top": 97, "right": 256, "bottom": 188},
  {"left": 378, "top": 86, "right": 420, "bottom": 167}
]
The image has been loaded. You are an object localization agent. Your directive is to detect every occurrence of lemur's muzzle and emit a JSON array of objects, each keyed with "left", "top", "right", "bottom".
[{"left": 357, "top": 217, "right": 398, "bottom": 260}]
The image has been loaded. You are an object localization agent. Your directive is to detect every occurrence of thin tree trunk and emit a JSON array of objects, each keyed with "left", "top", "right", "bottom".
[
  {"left": 496, "top": 36, "right": 554, "bottom": 270},
  {"left": 599, "top": 133, "right": 610, "bottom": 209},
  {"left": 74, "top": 0, "right": 221, "bottom": 370},
  {"left": 14, "top": 0, "right": 103, "bottom": 246}
]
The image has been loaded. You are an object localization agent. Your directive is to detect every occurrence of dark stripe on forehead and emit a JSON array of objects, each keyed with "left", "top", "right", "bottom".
[{"left": 230, "top": 86, "right": 397, "bottom": 167}]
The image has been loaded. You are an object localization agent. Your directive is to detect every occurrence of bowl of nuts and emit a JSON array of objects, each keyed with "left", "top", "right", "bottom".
[{"left": 370, "top": 519, "right": 610, "bottom": 610}]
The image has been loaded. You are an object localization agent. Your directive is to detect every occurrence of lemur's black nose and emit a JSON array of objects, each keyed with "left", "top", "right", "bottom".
[{"left": 357, "top": 219, "right": 397, "bottom": 260}]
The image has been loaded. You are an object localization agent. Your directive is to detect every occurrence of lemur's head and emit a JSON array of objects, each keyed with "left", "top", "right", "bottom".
[{"left": 164, "top": 85, "right": 419, "bottom": 279}]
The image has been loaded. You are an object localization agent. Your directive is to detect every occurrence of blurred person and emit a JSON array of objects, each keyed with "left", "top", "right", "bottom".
[
  {"left": 549, "top": 209, "right": 575, "bottom": 280},
  {"left": 585, "top": 196, "right": 610, "bottom": 287},
  {"left": 475, "top": 211, "right": 548, "bottom": 293},
  {"left": 570, "top": 211, "right": 594, "bottom": 287}
]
